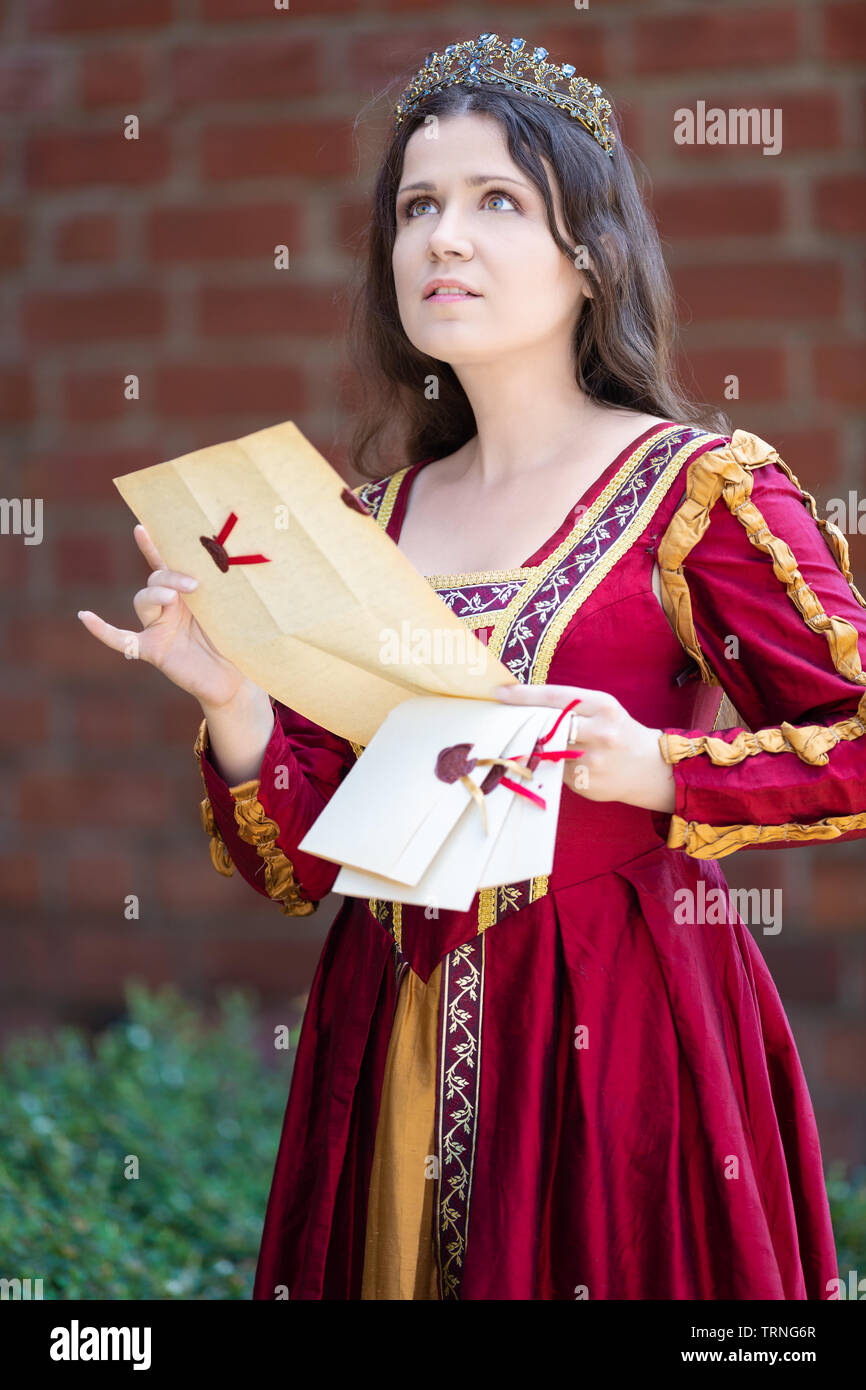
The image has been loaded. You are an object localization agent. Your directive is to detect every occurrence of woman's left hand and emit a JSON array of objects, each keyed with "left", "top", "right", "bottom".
[{"left": 493, "top": 682, "right": 676, "bottom": 814}]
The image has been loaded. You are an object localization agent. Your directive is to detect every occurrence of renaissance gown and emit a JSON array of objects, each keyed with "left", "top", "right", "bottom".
[{"left": 193, "top": 421, "right": 866, "bottom": 1300}]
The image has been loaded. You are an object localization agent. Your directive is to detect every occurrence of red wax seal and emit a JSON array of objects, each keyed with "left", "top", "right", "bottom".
[
  {"left": 341, "top": 487, "right": 371, "bottom": 515},
  {"left": 435, "top": 743, "right": 477, "bottom": 783},
  {"left": 200, "top": 535, "right": 229, "bottom": 572},
  {"left": 480, "top": 763, "right": 507, "bottom": 795}
]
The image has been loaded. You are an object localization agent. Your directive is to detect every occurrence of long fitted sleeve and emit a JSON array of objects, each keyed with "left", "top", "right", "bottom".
[
  {"left": 193, "top": 696, "right": 359, "bottom": 913},
  {"left": 655, "top": 428, "right": 866, "bottom": 859}
]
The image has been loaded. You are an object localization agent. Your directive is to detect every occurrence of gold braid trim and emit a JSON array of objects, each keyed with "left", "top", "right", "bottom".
[
  {"left": 193, "top": 716, "right": 316, "bottom": 915},
  {"left": 194, "top": 717, "right": 235, "bottom": 877},
  {"left": 657, "top": 429, "right": 866, "bottom": 770},
  {"left": 667, "top": 810, "right": 866, "bottom": 860}
]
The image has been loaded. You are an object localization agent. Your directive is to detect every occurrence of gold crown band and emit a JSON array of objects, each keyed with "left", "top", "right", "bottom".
[{"left": 394, "top": 32, "right": 615, "bottom": 158}]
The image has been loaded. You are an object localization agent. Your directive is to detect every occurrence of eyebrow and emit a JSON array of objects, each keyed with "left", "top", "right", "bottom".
[{"left": 396, "top": 174, "right": 531, "bottom": 195}]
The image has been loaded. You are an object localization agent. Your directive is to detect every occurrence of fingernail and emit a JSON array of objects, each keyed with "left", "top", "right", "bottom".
[{"left": 180, "top": 577, "right": 198, "bottom": 590}]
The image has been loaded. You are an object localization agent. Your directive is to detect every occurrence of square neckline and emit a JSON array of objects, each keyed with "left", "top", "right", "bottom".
[{"left": 396, "top": 420, "right": 678, "bottom": 586}]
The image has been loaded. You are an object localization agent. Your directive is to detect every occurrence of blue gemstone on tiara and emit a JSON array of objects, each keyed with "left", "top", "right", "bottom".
[
  {"left": 510, "top": 38, "right": 525, "bottom": 52},
  {"left": 562, "top": 64, "right": 575, "bottom": 78},
  {"left": 533, "top": 48, "right": 548, "bottom": 62}
]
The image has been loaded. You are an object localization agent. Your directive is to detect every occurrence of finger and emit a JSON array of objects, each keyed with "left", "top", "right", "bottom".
[
  {"left": 77, "top": 609, "right": 144, "bottom": 659},
  {"left": 133, "top": 584, "right": 182, "bottom": 626},
  {"left": 147, "top": 567, "right": 198, "bottom": 592},
  {"left": 494, "top": 683, "right": 604, "bottom": 713},
  {"left": 133, "top": 523, "right": 167, "bottom": 572}
]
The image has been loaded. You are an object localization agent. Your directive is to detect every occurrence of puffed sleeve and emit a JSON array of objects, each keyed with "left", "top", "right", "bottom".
[
  {"left": 655, "top": 428, "right": 866, "bottom": 859},
  {"left": 193, "top": 696, "right": 361, "bottom": 913}
]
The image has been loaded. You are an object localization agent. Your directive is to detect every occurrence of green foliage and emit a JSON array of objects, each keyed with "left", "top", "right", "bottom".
[
  {"left": 0, "top": 981, "right": 300, "bottom": 1300},
  {"left": 827, "top": 1160, "right": 866, "bottom": 1285}
]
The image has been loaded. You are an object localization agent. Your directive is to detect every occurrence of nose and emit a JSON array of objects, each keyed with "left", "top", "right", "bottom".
[{"left": 425, "top": 202, "right": 473, "bottom": 261}]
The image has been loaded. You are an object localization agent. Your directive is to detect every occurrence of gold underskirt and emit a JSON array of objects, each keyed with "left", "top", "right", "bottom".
[{"left": 361, "top": 960, "right": 442, "bottom": 1300}]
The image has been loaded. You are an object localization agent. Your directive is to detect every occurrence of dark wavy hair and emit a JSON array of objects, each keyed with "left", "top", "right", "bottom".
[{"left": 345, "top": 75, "right": 731, "bottom": 480}]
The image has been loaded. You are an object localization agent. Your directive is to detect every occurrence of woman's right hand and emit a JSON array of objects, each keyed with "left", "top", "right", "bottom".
[{"left": 77, "top": 523, "right": 252, "bottom": 711}]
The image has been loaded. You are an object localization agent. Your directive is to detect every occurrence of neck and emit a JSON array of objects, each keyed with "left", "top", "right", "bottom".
[{"left": 449, "top": 340, "right": 637, "bottom": 488}]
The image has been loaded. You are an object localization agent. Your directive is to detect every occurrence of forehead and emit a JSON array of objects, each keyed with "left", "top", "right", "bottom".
[{"left": 400, "top": 111, "right": 512, "bottom": 175}]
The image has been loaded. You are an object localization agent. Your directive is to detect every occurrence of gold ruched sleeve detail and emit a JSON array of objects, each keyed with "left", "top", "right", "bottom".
[
  {"left": 228, "top": 781, "right": 317, "bottom": 917},
  {"left": 193, "top": 716, "right": 316, "bottom": 915},
  {"left": 194, "top": 717, "right": 235, "bottom": 877},
  {"left": 657, "top": 428, "right": 866, "bottom": 772},
  {"left": 667, "top": 810, "right": 866, "bottom": 859}
]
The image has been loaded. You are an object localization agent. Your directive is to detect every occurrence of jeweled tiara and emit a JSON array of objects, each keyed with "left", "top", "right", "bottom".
[{"left": 393, "top": 32, "right": 616, "bottom": 158}]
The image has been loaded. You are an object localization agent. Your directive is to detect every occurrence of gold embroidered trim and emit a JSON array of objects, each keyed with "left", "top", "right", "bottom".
[
  {"left": 194, "top": 716, "right": 316, "bottom": 916},
  {"left": 667, "top": 810, "right": 866, "bottom": 859},
  {"left": 657, "top": 429, "right": 866, "bottom": 771},
  {"left": 194, "top": 717, "right": 235, "bottom": 877}
]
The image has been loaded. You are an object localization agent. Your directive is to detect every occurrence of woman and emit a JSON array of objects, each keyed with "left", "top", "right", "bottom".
[{"left": 79, "top": 34, "right": 865, "bottom": 1299}]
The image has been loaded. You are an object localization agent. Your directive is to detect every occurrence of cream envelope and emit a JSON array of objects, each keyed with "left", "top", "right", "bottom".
[
  {"left": 304, "top": 696, "right": 571, "bottom": 912},
  {"left": 113, "top": 420, "right": 518, "bottom": 746}
]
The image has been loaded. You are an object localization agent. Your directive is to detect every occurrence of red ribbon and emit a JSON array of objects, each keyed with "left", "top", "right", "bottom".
[
  {"left": 499, "top": 697, "right": 584, "bottom": 810},
  {"left": 200, "top": 511, "right": 270, "bottom": 572}
]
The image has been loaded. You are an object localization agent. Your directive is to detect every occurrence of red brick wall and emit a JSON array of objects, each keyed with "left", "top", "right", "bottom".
[{"left": 2, "top": 2, "right": 864, "bottom": 1166}]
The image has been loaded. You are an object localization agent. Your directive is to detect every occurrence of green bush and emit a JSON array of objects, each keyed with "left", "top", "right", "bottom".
[
  {"left": 1, "top": 982, "right": 864, "bottom": 1299},
  {"left": 0, "top": 981, "right": 299, "bottom": 1299}
]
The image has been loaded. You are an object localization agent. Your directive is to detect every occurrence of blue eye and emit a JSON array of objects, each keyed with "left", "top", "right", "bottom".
[{"left": 400, "top": 188, "right": 520, "bottom": 220}]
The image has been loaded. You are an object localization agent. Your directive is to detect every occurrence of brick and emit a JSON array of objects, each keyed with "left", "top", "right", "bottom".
[
  {"left": 154, "top": 853, "right": 254, "bottom": 912},
  {"left": 653, "top": 181, "right": 783, "bottom": 238},
  {"left": 199, "top": 283, "right": 347, "bottom": 337},
  {"left": 198, "top": 935, "right": 327, "bottom": 996},
  {"left": 823, "top": 1, "right": 866, "bottom": 62},
  {"left": 0, "top": 367, "right": 34, "bottom": 422},
  {"left": 65, "top": 854, "right": 140, "bottom": 911},
  {"left": 765, "top": 427, "right": 843, "bottom": 489},
  {"left": 171, "top": 38, "right": 320, "bottom": 105},
  {"left": 148, "top": 202, "right": 303, "bottom": 262},
  {"left": 72, "top": 693, "right": 140, "bottom": 747},
  {"left": 203, "top": 0, "right": 360, "bottom": 15},
  {"left": 0, "top": 51, "right": 60, "bottom": 114},
  {"left": 22, "top": 446, "right": 156, "bottom": 500},
  {"left": 4, "top": 614, "right": 146, "bottom": 677},
  {"left": 26, "top": 129, "right": 170, "bottom": 188},
  {"left": 154, "top": 363, "right": 308, "bottom": 417},
  {"left": 633, "top": 9, "right": 799, "bottom": 75},
  {"left": 680, "top": 345, "right": 788, "bottom": 405},
  {"left": 28, "top": 0, "right": 173, "bottom": 32},
  {"left": 824, "top": 1021, "right": 866, "bottom": 1086},
  {"left": 202, "top": 119, "right": 353, "bottom": 180},
  {"left": 812, "top": 339, "right": 866, "bottom": 405},
  {"left": 626, "top": 89, "right": 843, "bottom": 163},
  {"left": 55, "top": 212, "right": 119, "bottom": 262},
  {"left": 0, "top": 854, "right": 40, "bottom": 909},
  {"left": 80, "top": 49, "right": 148, "bottom": 108},
  {"left": 0, "top": 695, "right": 50, "bottom": 747},
  {"left": 0, "top": 210, "right": 24, "bottom": 269},
  {"left": 55, "top": 533, "right": 117, "bottom": 585},
  {"left": 21, "top": 288, "right": 164, "bottom": 344},
  {"left": 17, "top": 771, "right": 172, "bottom": 828},
  {"left": 671, "top": 259, "right": 841, "bottom": 321},
  {"left": 811, "top": 859, "right": 866, "bottom": 931},
  {"left": 62, "top": 372, "right": 133, "bottom": 424},
  {"left": 765, "top": 941, "right": 839, "bottom": 1005},
  {"left": 812, "top": 173, "right": 866, "bottom": 236}
]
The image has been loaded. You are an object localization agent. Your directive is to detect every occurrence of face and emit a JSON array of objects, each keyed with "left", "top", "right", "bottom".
[{"left": 392, "top": 111, "right": 591, "bottom": 367}]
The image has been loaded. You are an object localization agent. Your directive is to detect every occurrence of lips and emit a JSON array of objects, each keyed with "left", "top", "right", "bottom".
[{"left": 422, "top": 280, "right": 481, "bottom": 299}]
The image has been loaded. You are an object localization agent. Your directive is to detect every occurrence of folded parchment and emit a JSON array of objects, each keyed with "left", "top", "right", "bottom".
[{"left": 113, "top": 419, "right": 518, "bottom": 746}]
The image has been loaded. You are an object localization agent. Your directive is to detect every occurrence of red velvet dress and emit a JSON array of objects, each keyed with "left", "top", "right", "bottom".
[{"left": 194, "top": 422, "right": 865, "bottom": 1299}]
